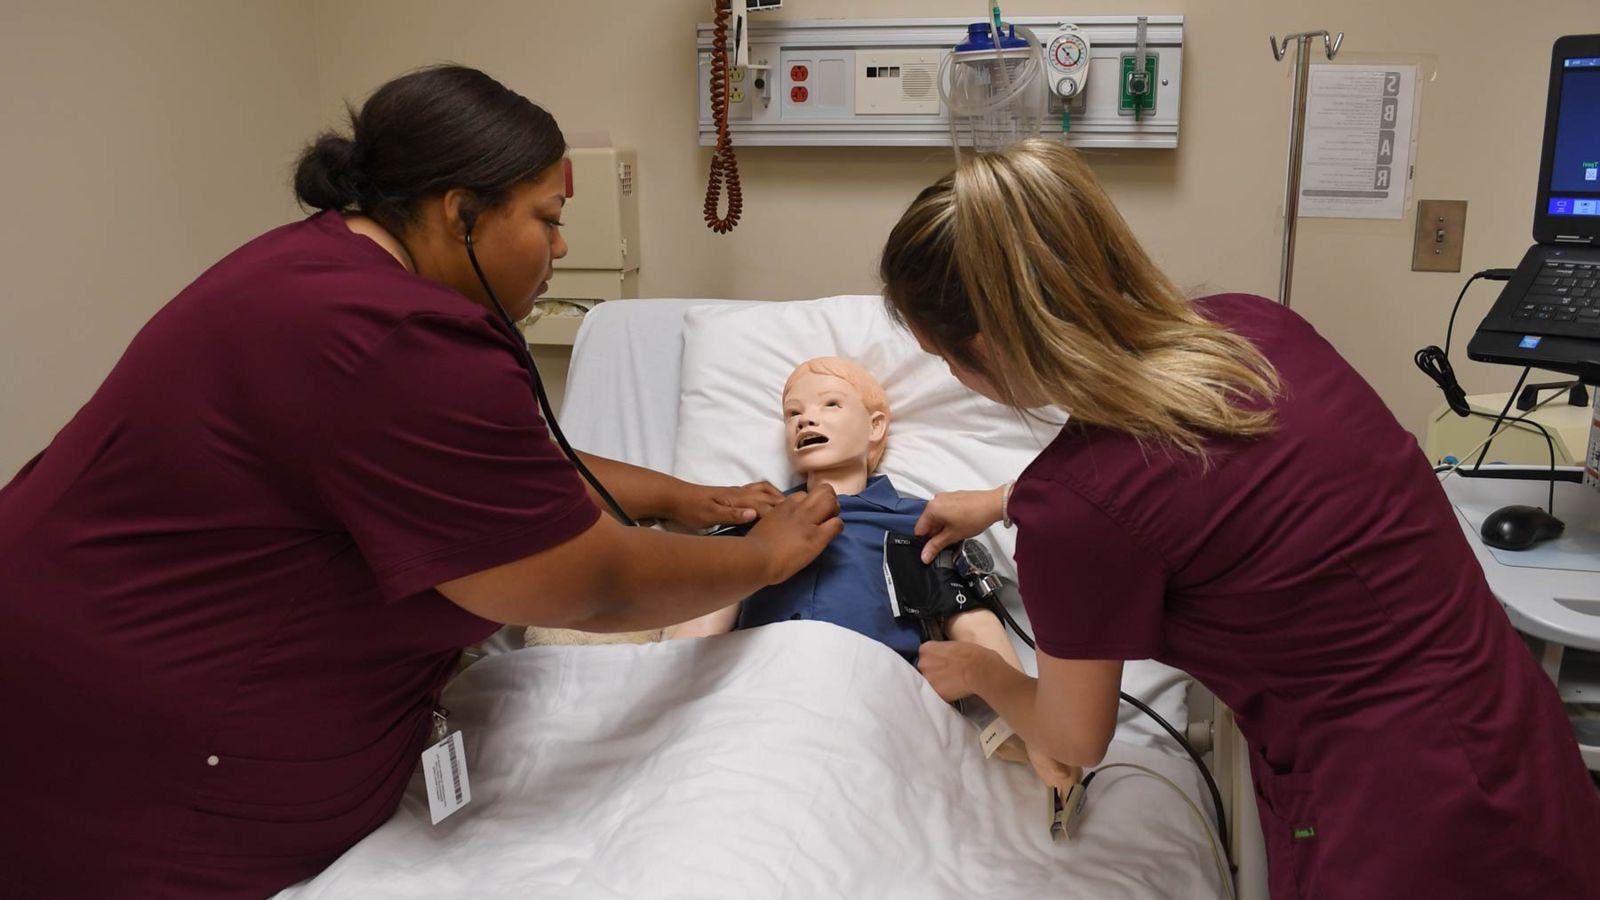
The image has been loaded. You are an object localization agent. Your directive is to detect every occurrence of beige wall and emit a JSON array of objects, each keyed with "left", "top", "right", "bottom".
[
  {"left": 4, "top": 0, "right": 1598, "bottom": 477},
  {"left": 0, "top": 0, "right": 320, "bottom": 477},
  {"left": 308, "top": 0, "right": 1600, "bottom": 435}
]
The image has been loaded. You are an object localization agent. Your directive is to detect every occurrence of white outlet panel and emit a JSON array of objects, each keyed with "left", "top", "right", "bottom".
[{"left": 697, "top": 15, "right": 1182, "bottom": 149}]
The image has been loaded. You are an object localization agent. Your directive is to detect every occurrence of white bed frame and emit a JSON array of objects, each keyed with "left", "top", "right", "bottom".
[
  {"left": 548, "top": 297, "right": 1272, "bottom": 899},
  {"left": 1190, "top": 682, "right": 1269, "bottom": 899}
]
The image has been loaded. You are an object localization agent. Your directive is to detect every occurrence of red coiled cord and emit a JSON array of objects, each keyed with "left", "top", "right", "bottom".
[{"left": 704, "top": 0, "right": 742, "bottom": 234}]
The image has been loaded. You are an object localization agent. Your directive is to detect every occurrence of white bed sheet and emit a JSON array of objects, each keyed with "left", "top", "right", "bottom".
[{"left": 279, "top": 623, "right": 1226, "bottom": 900}]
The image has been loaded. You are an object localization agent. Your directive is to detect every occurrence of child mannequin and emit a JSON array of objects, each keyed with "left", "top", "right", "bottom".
[{"left": 671, "top": 357, "right": 1080, "bottom": 794}]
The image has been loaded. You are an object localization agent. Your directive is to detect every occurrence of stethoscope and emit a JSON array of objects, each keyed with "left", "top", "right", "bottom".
[{"left": 456, "top": 211, "right": 636, "bottom": 527}]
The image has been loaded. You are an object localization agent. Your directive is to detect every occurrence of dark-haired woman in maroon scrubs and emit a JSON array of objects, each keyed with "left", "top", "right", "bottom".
[
  {"left": 0, "top": 66, "right": 842, "bottom": 897},
  {"left": 890, "top": 140, "right": 1600, "bottom": 898}
]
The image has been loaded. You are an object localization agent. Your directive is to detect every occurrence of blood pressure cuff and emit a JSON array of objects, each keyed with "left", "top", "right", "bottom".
[{"left": 882, "top": 532, "right": 992, "bottom": 634}]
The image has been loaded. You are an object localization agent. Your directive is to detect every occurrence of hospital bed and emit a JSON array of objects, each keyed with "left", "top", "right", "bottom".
[{"left": 277, "top": 296, "right": 1270, "bottom": 899}]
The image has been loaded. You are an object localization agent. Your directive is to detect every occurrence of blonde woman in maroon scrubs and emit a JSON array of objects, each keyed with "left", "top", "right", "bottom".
[
  {"left": 885, "top": 140, "right": 1600, "bottom": 898},
  {"left": 0, "top": 66, "right": 840, "bottom": 897}
]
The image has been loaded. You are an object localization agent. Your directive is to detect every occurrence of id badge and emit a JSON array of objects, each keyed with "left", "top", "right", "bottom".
[{"left": 420, "top": 709, "right": 471, "bottom": 824}]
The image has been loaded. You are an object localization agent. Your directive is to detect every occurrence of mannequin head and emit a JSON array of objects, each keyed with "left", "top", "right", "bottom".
[{"left": 782, "top": 358, "right": 890, "bottom": 495}]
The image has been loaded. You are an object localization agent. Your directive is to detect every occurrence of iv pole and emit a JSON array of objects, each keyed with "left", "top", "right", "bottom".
[{"left": 1269, "top": 30, "right": 1343, "bottom": 308}]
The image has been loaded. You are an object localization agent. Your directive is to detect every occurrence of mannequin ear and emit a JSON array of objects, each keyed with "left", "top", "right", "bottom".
[{"left": 868, "top": 410, "right": 888, "bottom": 443}]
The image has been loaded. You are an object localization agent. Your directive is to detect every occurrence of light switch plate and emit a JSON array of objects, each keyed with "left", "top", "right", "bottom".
[{"left": 1413, "top": 200, "right": 1468, "bottom": 273}]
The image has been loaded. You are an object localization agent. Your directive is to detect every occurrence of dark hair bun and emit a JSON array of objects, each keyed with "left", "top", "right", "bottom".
[
  {"left": 289, "top": 66, "right": 565, "bottom": 233},
  {"left": 293, "top": 132, "right": 363, "bottom": 211}
]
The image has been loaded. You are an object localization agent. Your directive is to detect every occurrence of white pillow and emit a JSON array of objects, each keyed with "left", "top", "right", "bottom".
[{"left": 671, "top": 295, "right": 1190, "bottom": 743}]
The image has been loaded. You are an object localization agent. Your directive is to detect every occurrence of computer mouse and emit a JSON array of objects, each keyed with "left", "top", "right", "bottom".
[{"left": 1480, "top": 505, "right": 1565, "bottom": 551}]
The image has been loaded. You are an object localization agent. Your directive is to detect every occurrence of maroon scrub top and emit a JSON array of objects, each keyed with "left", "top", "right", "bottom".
[
  {"left": 1012, "top": 294, "right": 1600, "bottom": 898},
  {"left": 0, "top": 212, "right": 600, "bottom": 897}
]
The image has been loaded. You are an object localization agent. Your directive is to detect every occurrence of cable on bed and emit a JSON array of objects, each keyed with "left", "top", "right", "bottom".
[
  {"left": 991, "top": 599, "right": 1236, "bottom": 879},
  {"left": 1083, "top": 764, "right": 1236, "bottom": 900}
]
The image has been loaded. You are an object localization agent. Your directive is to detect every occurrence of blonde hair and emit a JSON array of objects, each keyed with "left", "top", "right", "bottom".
[
  {"left": 783, "top": 357, "right": 891, "bottom": 472},
  {"left": 879, "top": 139, "right": 1278, "bottom": 457}
]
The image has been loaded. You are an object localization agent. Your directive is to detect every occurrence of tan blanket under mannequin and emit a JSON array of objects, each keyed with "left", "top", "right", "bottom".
[{"left": 525, "top": 626, "right": 663, "bottom": 647}]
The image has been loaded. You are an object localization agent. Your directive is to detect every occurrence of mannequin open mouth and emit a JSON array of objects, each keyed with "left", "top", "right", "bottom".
[{"left": 795, "top": 432, "right": 830, "bottom": 451}]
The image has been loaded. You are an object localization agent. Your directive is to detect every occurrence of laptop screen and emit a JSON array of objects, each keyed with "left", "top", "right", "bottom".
[{"left": 1546, "top": 55, "right": 1600, "bottom": 218}]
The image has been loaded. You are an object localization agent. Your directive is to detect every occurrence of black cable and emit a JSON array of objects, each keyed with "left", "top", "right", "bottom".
[
  {"left": 1444, "top": 272, "right": 1484, "bottom": 361},
  {"left": 1412, "top": 266, "right": 1563, "bottom": 516},
  {"left": 1462, "top": 410, "right": 1559, "bottom": 515},
  {"left": 991, "top": 599, "right": 1234, "bottom": 874},
  {"left": 464, "top": 227, "right": 637, "bottom": 527},
  {"left": 1116, "top": 688, "right": 1230, "bottom": 867},
  {"left": 1415, "top": 269, "right": 1515, "bottom": 418},
  {"left": 1471, "top": 367, "right": 1531, "bottom": 475},
  {"left": 1446, "top": 268, "right": 1515, "bottom": 357},
  {"left": 1414, "top": 346, "right": 1470, "bottom": 417}
]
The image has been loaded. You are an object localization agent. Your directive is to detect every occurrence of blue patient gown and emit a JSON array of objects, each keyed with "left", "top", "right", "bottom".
[{"left": 737, "top": 474, "right": 927, "bottom": 664}]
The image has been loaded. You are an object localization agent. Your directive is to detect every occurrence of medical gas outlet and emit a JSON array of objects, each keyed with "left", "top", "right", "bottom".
[{"left": 1119, "top": 53, "right": 1159, "bottom": 117}]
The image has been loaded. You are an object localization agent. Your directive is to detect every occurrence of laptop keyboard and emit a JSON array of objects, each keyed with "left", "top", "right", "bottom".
[{"left": 1511, "top": 260, "right": 1600, "bottom": 332}]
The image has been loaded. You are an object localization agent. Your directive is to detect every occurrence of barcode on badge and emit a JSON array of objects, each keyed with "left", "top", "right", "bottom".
[{"left": 446, "top": 733, "right": 464, "bottom": 804}]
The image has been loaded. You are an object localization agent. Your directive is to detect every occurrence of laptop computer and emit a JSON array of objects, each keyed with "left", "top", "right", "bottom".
[{"left": 1467, "top": 33, "right": 1600, "bottom": 384}]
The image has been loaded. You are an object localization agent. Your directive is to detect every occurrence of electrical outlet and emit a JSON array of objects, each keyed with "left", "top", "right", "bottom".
[
  {"left": 1412, "top": 200, "right": 1468, "bottom": 272},
  {"left": 730, "top": 84, "right": 746, "bottom": 104}
]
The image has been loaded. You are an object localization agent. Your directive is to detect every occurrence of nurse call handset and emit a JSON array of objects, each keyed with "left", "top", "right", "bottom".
[
  {"left": 1046, "top": 26, "right": 1091, "bottom": 99},
  {"left": 703, "top": 0, "right": 743, "bottom": 233}
]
